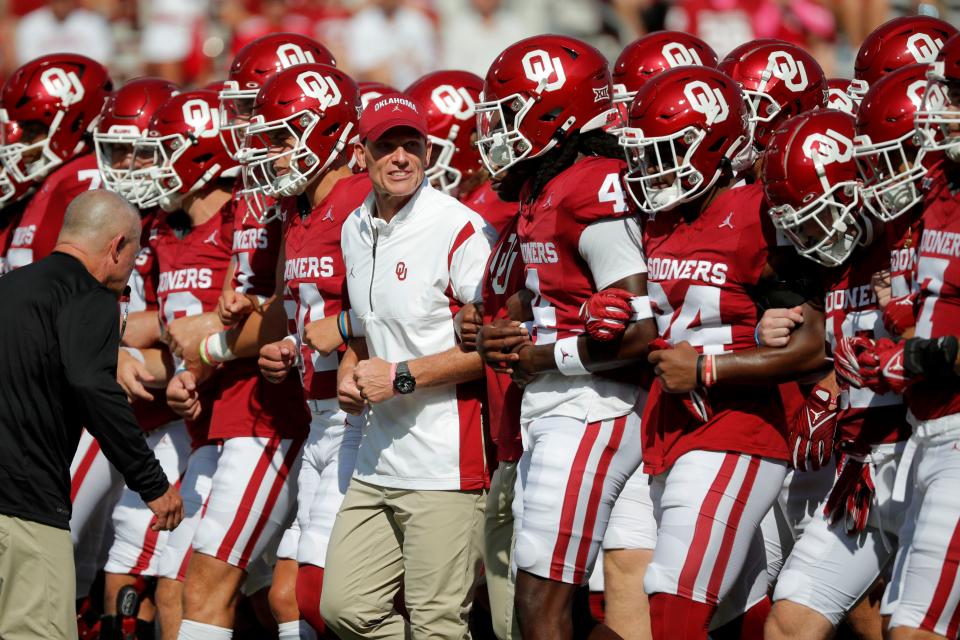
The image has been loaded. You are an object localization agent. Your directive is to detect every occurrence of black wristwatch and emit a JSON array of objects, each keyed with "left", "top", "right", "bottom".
[{"left": 393, "top": 361, "right": 416, "bottom": 395}]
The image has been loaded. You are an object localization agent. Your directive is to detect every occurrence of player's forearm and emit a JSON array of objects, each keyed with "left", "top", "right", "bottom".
[
  {"left": 226, "top": 295, "right": 287, "bottom": 358},
  {"left": 715, "top": 304, "right": 828, "bottom": 385},
  {"left": 522, "top": 318, "right": 658, "bottom": 375},
  {"left": 408, "top": 346, "right": 484, "bottom": 388},
  {"left": 122, "top": 346, "right": 175, "bottom": 387},
  {"left": 122, "top": 311, "right": 162, "bottom": 349}
]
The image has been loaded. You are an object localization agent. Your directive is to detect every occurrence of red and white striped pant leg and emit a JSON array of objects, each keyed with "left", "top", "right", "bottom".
[
  {"left": 644, "top": 450, "right": 787, "bottom": 606},
  {"left": 888, "top": 430, "right": 960, "bottom": 637},
  {"left": 513, "top": 412, "right": 642, "bottom": 585},
  {"left": 191, "top": 436, "right": 304, "bottom": 570},
  {"left": 69, "top": 428, "right": 123, "bottom": 597},
  {"left": 104, "top": 422, "right": 191, "bottom": 576},
  {"left": 157, "top": 443, "right": 220, "bottom": 581}
]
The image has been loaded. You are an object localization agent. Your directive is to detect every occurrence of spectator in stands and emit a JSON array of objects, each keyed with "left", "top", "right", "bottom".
[
  {"left": 140, "top": 0, "right": 209, "bottom": 85},
  {"left": 440, "top": 0, "right": 532, "bottom": 76},
  {"left": 15, "top": 0, "right": 114, "bottom": 65},
  {"left": 345, "top": 0, "right": 437, "bottom": 88}
]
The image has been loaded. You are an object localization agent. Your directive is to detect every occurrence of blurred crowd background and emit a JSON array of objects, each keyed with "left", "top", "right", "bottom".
[{"left": 0, "top": 0, "right": 957, "bottom": 90}]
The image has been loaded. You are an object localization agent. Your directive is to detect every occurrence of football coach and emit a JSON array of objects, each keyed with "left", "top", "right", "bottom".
[{"left": 0, "top": 190, "right": 182, "bottom": 640}]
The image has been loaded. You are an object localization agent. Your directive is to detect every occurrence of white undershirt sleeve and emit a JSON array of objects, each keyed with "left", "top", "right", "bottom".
[{"left": 577, "top": 217, "right": 647, "bottom": 290}]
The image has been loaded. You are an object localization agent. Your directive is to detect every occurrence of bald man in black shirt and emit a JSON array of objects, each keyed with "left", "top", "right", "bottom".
[{"left": 0, "top": 190, "right": 182, "bottom": 640}]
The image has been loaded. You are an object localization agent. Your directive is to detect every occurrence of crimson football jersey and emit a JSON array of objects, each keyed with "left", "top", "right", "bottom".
[
  {"left": 231, "top": 182, "right": 282, "bottom": 299},
  {"left": 641, "top": 182, "right": 790, "bottom": 475},
  {"left": 824, "top": 235, "right": 910, "bottom": 452},
  {"left": 154, "top": 201, "right": 235, "bottom": 447},
  {"left": 906, "top": 169, "right": 960, "bottom": 422},
  {"left": 5, "top": 154, "right": 101, "bottom": 270},
  {"left": 128, "top": 208, "right": 179, "bottom": 432},
  {"left": 283, "top": 173, "right": 370, "bottom": 401},
  {"left": 462, "top": 180, "right": 517, "bottom": 240},
  {"left": 517, "top": 156, "right": 646, "bottom": 424},
  {"left": 208, "top": 181, "right": 310, "bottom": 441},
  {"left": 889, "top": 212, "right": 923, "bottom": 299},
  {"left": 480, "top": 213, "right": 524, "bottom": 464}
]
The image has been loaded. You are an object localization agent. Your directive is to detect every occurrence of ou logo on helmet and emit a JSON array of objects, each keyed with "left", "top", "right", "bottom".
[
  {"left": 40, "top": 68, "right": 85, "bottom": 107},
  {"left": 766, "top": 51, "right": 808, "bottom": 92},
  {"left": 276, "top": 43, "right": 316, "bottom": 68},
  {"left": 907, "top": 33, "right": 944, "bottom": 64},
  {"left": 662, "top": 43, "right": 703, "bottom": 68},
  {"left": 182, "top": 99, "right": 219, "bottom": 136},
  {"left": 522, "top": 50, "right": 566, "bottom": 92},
  {"left": 908, "top": 77, "right": 948, "bottom": 111},
  {"left": 685, "top": 80, "right": 729, "bottom": 125},
  {"left": 827, "top": 88, "right": 855, "bottom": 115},
  {"left": 431, "top": 85, "right": 475, "bottom": 121},
  {"left": 296, "top": 71, "right": 342, "bottom": 110},
  {"left": 802, "top": 128, "right": 853, "bottom": 165}
]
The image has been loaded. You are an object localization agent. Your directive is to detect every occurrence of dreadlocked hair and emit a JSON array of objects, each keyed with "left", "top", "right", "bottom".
[{"left": 496, "top": 130, "right": 625, "bottom": 204}]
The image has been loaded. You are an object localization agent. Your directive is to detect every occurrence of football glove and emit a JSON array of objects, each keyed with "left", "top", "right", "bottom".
[
  {"left": 581, "top": 288, "right": 634, "bottom": 341},
  {"left": 788, "top": 384, "right": 838, "bottom": 472}
]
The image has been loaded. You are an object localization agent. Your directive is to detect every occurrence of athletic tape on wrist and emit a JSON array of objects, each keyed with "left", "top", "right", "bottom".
[
  {"left": 629, "top": 296, "right": 653, "bottom": 321},
  {"left": 202, "top": 331, "right": 237, "bottom": 363},
  {"left": 554, "top": 336, "right": 590, "bottom": 376}
]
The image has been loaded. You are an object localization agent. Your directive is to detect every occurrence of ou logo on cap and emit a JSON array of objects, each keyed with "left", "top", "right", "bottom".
[
  {"left": 522, "top": 50, "right": 566, "bottom": 92},
  {"left": 296, "top": 71, "right": 342, "bottom": 109},
  {"left": 685, "top": 80, "right": 729, "bottom": 125},
  {"left": 802, "top": 128, "right": 853, "bottom": 165},
  {"left": 276, "top": 43, "right": 316, "bottom": 68},
  {"left": 906, "top": 33, "right": 944, "bottom": 64},
  {"left": 766, "top": 51, "right": 808, "bottom": 92},
  {"left": 182, "top": 99, "right": 218, "bottom": 136},
  {"left": 431, "top": 85, "right": 475, "bottom": 121},
  {"left": 662, "top": 43, "right": 703, "bottom": 68},
  {"left": 40, "top": 68, "right": 85, "bottom": 107}
]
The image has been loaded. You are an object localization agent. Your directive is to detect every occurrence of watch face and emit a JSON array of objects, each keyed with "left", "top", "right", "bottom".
[{"left": 395, "top": 375, "right": 416, "bottom": 394}]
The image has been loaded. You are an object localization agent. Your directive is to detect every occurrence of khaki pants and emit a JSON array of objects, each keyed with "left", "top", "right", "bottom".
[
  {"left": 320, "top": 478, "right": 485, "bottom": 639},
  {"left": 484, "top": 462, "right": 522, "bottom": 640},
  {"left": 0, "top": 514, "right": 77, "bottom": 640}
]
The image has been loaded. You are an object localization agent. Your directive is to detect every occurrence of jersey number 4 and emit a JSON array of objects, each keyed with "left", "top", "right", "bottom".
[{"left": 648, "top": 282, "right": 733, "bottom": 353}]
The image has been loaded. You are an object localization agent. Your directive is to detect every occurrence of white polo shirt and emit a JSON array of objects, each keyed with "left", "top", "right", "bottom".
[{"left": 342, "top": 181, "right": 492, "bottom": 490}]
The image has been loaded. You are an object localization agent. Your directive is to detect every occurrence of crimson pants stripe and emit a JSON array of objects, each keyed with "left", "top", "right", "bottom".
[
  {"left": 676, "top": 453, "right": 739, "bottom": 600},
  {"left": 238, "top": 437, "right": 304, "bottom": 568},
  {"left": 71, "top": 437, "right": 101, "bottom": 502},
  {"left": 215, "top": 437, "right": 282, "bottom": 562},
  {"left": 550, "top": 421, "right": 602, "bottom": 581},
  {"left": 705, "top": 455, "right": 760, "bottom": 603},
  {"left": 572, "top": 416, "right": 627, "bottom": 583},
  {"left": 922, "top": 516, "right": 960, "bottom": 634}
]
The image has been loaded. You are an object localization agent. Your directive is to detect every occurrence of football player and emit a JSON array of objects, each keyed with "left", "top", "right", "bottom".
[
  {"left": 841, "top": 33, "right": 960, "bottom": 640},
  {"left": 1, "top": 54, "right": 112, "bottom": 270},
  {"left": 120, "top": 89, "right": 237, "bottom": 640},
  {"left": 227, "top": 63, "right": 369, "bottom": 638},
  {"left": 613, "top": 66, "right": 826, "bottom": 639},
  {"left": 759, "top": 108, "right": 913, "bottom": 640},
  {"left": 472, "top": 34, "right": 658, "bottom": 640},
  {"left": 90, "top": 76, "right": 188, "bottom": 639}
]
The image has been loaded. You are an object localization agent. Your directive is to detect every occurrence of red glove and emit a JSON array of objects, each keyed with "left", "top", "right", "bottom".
[
  {"left": 825, "top": 457, "right": 875, "bottom": 534},
  {"left": 882, "top": 293, "right": 917, "bottom": 337},
  {"left": 866, "top": 338, "right": 909, "bottom": 394},
  {"left": 648, "top": 338, "right": 713, "bottom": 422},
  {"left": 788, "top": 384, "right": 838, "bottom": 472},
  {"left": 833, "top": 336, "right": 877, "bottom": 389},
  {"left": 581, "top": 288, "right": 634, "bottom": 341}
]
